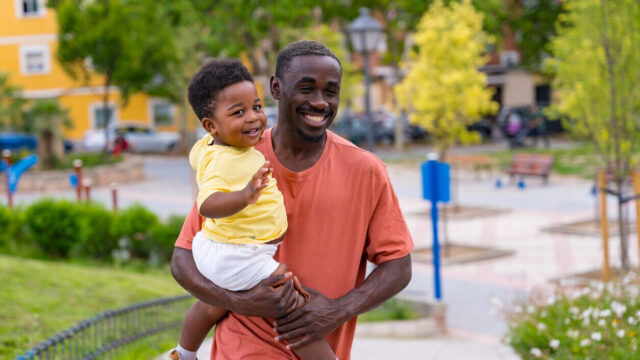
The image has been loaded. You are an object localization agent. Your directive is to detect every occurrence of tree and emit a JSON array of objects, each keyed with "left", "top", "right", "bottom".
[
  {"left": 50, "top": 0, "right": 180, "bottom": 158},
  {"left": 0, "top": 72, "right": 26, "bottom": 131},
  {"left": 394, "top": 0, "right": 498, "bottom": 157},
  {"left": 22, "top": 99, "right": 72, "bottom": 169},
  {"left": 546, "top": 0, "right": 640, "bottom": 270},
  {"left": 505, "top": 0, "right": 564, "bottom": 70}
]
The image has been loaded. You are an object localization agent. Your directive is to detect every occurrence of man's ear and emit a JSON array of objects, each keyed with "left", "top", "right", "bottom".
[
  {"left": 202, "top": 118, "right": 217, "bottom": 135},
  {"left": 270, "top": 75, "right": 281, "bottom": 100}
]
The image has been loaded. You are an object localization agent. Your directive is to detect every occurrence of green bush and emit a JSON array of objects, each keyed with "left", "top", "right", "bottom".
[
  {"left": 24, "top": 198, "right": 82, "bottom": 258},
  {"left": 507, "top": 277, "right": 640, "bottom": 359},
  {"left": 148, "top": 215, "right": 184, "bottom": 264},
  {"left": 0, "top": 204, "right": 13, "bottom": 249},
  {"left": 73, "top": 202, "right": 117, "bottom": 260},
  {"left": 112, "top": 204, "right": 159, "bottom": 259}
]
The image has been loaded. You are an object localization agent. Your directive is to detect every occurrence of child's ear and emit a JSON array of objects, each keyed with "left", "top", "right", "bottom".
[
  {"left": 270, "top": 75, "right": 281, "bottom": 100},
  {"left": 202, "top": 118, "right": 217, "bottom": 135}
]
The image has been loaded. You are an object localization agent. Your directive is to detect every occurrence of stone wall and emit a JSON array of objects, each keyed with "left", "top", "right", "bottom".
[{"left": 0, "top": 155, "right": 145, "bottom": 192}]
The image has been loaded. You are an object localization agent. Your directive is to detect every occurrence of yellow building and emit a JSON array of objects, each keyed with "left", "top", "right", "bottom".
[{"left": 0, "top": 0, "right": 179, "bottom": 141}]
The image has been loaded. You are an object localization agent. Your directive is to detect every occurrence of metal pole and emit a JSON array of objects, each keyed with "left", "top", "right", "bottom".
[
  {"left": 428, "top": 154, "right": 442, "bottom": 300},
  {"left": 3, "top": 149, "right": 12, "bottom": 208},
  {"left": 110, "top": 182, "right": 118, "bottom": 212},
  {"left": 633, "top": 171, "right": 640, "bottom": 274},
  {"left": 73, "top": 159, "right": 83, "bottom": 202},
  {"left": 361, "top": 32, "right": 375, "bottom": 153},
  {"left": 83, "top": 179, "right": 92, "bottom": 202},
  {"left": 598, "top": 171, "right": 611, "bottom": 281}
]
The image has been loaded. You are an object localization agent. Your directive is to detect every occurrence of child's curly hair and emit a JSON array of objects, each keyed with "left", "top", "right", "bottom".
[{"left": 188, "top": 59, "right": 254, "bottom": 121}]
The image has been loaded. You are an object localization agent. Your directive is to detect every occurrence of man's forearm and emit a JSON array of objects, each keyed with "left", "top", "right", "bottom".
[
  {"left": 337, "top": 254, "right": 412, "bottom": 320},
  {"left": 273, "top": 254, "right": 412, "bottom": 348}
]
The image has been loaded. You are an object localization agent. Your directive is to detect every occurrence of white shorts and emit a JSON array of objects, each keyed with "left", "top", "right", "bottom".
[{"left": 192, "top": 231, "right": 280, "bottom": 291}]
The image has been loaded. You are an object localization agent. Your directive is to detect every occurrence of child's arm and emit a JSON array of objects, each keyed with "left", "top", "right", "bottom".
[{"left": 199, "top": 161, "right": 272, "bottom": 218}]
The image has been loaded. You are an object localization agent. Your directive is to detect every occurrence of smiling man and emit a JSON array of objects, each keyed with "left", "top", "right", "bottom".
[{"left": 171, "top": 40, "right": 413, "bottom": 360}]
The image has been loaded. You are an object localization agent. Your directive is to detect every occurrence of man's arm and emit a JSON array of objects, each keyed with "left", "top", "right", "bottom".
[
  {"left": 171, "top": 247, "right": 300, "bottom": 319},
  {"left": 274, "top": 254, "right": 412, "bottom": 348}
]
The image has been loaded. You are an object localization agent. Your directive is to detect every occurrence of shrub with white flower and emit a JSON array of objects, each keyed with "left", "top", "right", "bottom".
[{"left": 506, "top": 275, "right": 640, "bottom": 359}]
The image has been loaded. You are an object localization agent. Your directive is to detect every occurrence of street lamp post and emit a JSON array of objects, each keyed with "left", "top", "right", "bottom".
[{"left": 348, "top": 8, "right": 384, "bottom": 153}]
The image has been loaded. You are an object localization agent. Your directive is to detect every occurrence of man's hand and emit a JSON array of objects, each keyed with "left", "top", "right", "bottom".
[
  {"left": 229, "top": 272, "right": 301, "bottom": 319},
  {"left": 243, "top": 161, "right": 272, "bottom": 205},
  {"left": 273, "top": 288, "right": 348, "bottom": 349}
]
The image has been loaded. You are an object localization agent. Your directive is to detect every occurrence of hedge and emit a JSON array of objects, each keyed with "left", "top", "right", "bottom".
[{"left": 0, "top": 199, "right": 183, "bottom": 264}]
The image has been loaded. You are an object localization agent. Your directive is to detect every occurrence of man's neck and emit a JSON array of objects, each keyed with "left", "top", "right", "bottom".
[{"left": 271, "top": 125, "right": 326, "bottom": 172}]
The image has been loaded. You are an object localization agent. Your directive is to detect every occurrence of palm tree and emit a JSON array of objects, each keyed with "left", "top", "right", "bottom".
[
  {"left": 23, "top": 99, "right": 73, "bottom": 169},
  {"left": 0, "top": 72, "right": 26, "bottom": 131}
]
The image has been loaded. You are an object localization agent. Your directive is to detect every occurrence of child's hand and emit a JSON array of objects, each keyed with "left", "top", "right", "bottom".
[{"left": 243, "top": 161, "right": 272, "bottom": 204}]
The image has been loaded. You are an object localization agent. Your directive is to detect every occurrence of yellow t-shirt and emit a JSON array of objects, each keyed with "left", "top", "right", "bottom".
[{"left": 189, "top": 134, "right": 287, "bottom": 244}]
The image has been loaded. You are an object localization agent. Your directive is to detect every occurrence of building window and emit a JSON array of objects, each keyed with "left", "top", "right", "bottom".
[
  {"left": 16, "top": 0, "right": 45, "bottom": 17},
  {"left": 92, "top": 105, "right": 116, "bottom": 129},
  {"left": 19, "top": 45, "right": 51, "bottom": 75},
  {"left": 152, "top": 102, "right": 174, "bottom": 126}
]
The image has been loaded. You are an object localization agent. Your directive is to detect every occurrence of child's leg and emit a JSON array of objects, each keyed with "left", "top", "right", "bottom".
[
  {"left": 174, "top": 300, "right": 227, "bottom": 359},
  {"left": 271, "top": 264, "right": 336, "bottom": 360}
]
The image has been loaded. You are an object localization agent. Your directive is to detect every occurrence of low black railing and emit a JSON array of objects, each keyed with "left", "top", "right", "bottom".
[{"left": 16, "top": 294, "right": 193, "bottom": 360}]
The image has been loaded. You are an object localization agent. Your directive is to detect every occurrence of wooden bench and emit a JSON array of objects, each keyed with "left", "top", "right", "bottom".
[
  {"left": 505, "top": 153, "right": 554, "bottom": 184},
  {"left": 444, "top": 154, "right": 493, "bottom": 176}
]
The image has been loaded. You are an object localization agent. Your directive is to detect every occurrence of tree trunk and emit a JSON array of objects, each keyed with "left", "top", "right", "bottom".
[
  {"left": 616, "top": 179, "right": 630, "bottom": 270},
  {"left": 102, "top": 77, "right": 111, "bottom": 163}
]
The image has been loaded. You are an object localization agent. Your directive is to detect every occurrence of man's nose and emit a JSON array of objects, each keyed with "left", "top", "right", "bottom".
[{"left": 308, "top": 92, "right": 329, "bottom": 111}]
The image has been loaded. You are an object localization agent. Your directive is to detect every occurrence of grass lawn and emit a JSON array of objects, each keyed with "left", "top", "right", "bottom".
[{"left": 0, "top": 254, "right": 188, "bottom": 359}]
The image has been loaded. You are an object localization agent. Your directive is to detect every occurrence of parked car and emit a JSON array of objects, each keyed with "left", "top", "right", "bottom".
[
  {"left": 331, "top": 110, "right": 427, "bottom": 145},
  {"left": 82, "top": 123, "right": 179, "bottom": 153}
]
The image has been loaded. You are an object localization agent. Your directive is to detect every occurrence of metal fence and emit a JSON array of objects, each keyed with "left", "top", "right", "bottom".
[{"left": 16, "top": 294, "right": 193, "bottom": 360}]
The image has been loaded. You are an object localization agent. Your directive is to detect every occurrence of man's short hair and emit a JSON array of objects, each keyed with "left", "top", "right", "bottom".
[
  {"left": 188, "top": 59, "right": 254, "bottom": 121},
  {"left": 275, "top": 40, "right": 342, "bottom": 79}
]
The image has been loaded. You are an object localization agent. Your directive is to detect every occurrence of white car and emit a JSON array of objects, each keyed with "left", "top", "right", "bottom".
[{"left": 83, "top": 123, "right": 180, "bottom": 153}]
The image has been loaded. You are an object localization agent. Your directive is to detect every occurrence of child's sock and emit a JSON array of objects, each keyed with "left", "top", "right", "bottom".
[{"left": 177, "top": 344, "right": 198, "bottom": 360}]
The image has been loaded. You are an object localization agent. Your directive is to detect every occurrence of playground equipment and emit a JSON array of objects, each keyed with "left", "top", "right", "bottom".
[{"left": 2, "top": 149, "right": 39, "bottom": 208}]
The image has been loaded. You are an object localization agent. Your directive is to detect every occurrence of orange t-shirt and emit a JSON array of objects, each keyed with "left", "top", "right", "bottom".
[{"left": 175, "top": 129, "right": 413, "bottom": 360}]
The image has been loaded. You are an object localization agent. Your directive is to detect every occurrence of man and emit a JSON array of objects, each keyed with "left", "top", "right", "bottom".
[{"left": 171, "top": 40, "right": 413, "bottom": 360}]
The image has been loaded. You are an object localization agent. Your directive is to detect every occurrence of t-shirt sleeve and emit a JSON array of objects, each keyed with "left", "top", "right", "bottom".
[
  {"left": 175, "top": 201, "right": 204, "bottom": 250},
  {"left": 195, "top": 153, "right": 230, "bottom": 213},
  {"left": 365, "top": 165, "right": 414, "bottom": 265}
]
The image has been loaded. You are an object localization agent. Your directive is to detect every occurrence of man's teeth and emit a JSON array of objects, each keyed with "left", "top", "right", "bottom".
[{"left": 305, "top": 114, "right": 325, "bottom": 123}]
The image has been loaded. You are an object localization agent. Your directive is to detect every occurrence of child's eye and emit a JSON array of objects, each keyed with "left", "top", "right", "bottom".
[
  {"left": 234, "top": 109, "right": 245, "bottom": 116},
  {"left": 253, "top": 104, "right": 262, "bottom": 111}
]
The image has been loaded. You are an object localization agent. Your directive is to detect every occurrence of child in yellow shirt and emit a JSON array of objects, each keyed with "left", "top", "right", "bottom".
[{"left": 170, "top": 59, "right": 335, "bottom": 360}]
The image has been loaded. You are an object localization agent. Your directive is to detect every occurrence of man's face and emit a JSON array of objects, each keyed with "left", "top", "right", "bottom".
[{"left": 276, "top": 55, "right": 341, "bottom": 142}]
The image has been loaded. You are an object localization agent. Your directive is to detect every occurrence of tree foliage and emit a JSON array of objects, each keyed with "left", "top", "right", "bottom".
[
  {"left": 506, "top": 0, "right": 564, "bottom": 70},
  {"left": 0, "top": 73, "right": 26, "bottom": 131},
  {"left": 22, "top": 99, "right": 72, "bottom": 169},
  {"left": 394, "top": 0, "right": 498, "bottom": 154},
  {"left": 546, "top": 0, "right": 640, "bottom": 269}
]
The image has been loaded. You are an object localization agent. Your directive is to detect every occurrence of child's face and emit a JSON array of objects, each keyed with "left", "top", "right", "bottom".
[{"left": 203, "top": 81, "right": 267, "bottom": 148}]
